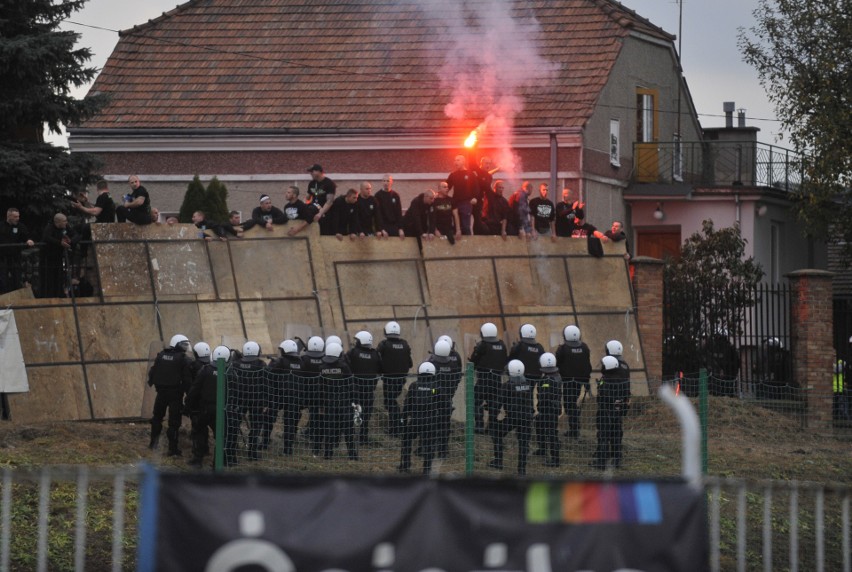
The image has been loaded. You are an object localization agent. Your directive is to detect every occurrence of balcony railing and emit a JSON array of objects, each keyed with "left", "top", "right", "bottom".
[{"left": 633, "top": 140, "right": 804, "bottom": 191}]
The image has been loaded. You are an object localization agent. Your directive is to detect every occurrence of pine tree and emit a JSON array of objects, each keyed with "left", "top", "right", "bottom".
[
  {"left": 178, "top": 176, "right": 207, "bottom": 223},
  {"left": 204, "top": 177, "right": 230, "bottom": 223},
  {"left": 0, "top": 0, "right": 108, "bottom": 225}
]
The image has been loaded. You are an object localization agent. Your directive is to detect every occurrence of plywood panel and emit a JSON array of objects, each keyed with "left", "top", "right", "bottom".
[
  {"left": 206, "top": 240, "right": 237, "bottom": 299},
  {"left": 157, "top": 303, "right": 203, "bottom": 345},
  {"left": 88, "top": 362, "right": 149, "bottom": 419},
  {"left": 567, "top": 256, "right": 634, "bottom": 311},
  {"left": 337, "top": 260, "right": 423, "bottom": 308},
  {"left": 198, "top": 302, "right": 245, "bottom": 347},
  {"left": 76, "top": 304, "right": 159, "bottom": 361},
  {"left": 15, "top": 306, "right": 80, "bottom": 364},
  {"left": 229, "top": 238, "right": 314, "bottom": 298},
  {"left": 423, "top": 259, "right": 499, "bottom": 315},
  {"left": 93, "top": 242, "right": 153, "bottom": 299},
  {"left": 11, "top": 366, "right": 90, "bottom": 422},
  {"left": 148, "top": 241, "right": 215, "bottom": 298}
]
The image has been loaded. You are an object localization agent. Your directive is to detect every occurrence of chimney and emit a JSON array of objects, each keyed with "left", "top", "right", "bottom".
[
  {"left": 737, "top": 108, "right": 746, "bottom": 128},
  {"left": 723, "top": 102, "right": 735, "bottom": 128}
]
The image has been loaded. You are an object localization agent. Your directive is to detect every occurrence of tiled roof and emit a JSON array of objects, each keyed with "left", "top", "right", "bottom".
[{"left": 79, "top": 0, "right": 674, "bottom": 131}]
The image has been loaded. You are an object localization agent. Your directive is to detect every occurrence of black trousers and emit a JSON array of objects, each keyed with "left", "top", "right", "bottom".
[{"left": 151, "top": 385, "right": 183, "bottom": 446}]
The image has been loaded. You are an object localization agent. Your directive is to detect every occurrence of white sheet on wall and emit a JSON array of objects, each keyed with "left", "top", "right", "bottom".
[{"left": 0, "top": 309, "right": 30, "bottom": 393}]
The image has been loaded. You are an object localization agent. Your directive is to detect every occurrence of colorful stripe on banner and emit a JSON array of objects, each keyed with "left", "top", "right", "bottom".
[{"left": 525, "top": 482, "right": 662, "bottom": 525}]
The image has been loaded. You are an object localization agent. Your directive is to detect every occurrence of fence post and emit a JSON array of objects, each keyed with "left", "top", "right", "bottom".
[
  {"left": 631, "top": 257, "right": 665, "bottom": 381},
  {"left": 699, "top": 368, "right": 709, "bottom": 475},
  {"left": 787, "top": 270, "right": 835, "bottom": 428},
  {"left": 465, "top": 363, "right": 475, "bottom": 476},
  {"left": 215, "top": 357, "right": 225, "bottom": 473}
]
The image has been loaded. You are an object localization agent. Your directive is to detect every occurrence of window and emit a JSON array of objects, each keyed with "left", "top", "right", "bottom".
[
  {"left": 609, "top": 119, "right": 621, "bottom": 167},
  {"left": 636, "top": 89, "right": 657, "bottom": 142}
]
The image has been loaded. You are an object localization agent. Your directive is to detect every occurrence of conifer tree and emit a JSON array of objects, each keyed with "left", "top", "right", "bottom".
[{"left": 178, "top": 175, "right": 207, "bottom": 223}]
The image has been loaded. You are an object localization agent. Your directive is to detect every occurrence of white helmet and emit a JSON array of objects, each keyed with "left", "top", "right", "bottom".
[
  {"left": 354, "top": 331, "right": 373, "bottom": 348},
  {"left": 605, "top": 340, "right": 623, "bottom": 357},
  {"left": 563, "top": 325, "right": 581, "bottom": 343},
  {"left": 539, "top": 352, "right": 557, "bottom": 372},
  {"left": 307, "top": 336, "right": 325, "bottom": 353},
  {"left": 434, "top": 339, "right": 451, "bottom": 357},
  {"left": 519, "top": 323, "right": 536, "bottom": 340},
  {"left": 169, "top": 334, "right": 189, "bottom": 350},
  {"left": 480, "top": 322, "right": 498, "bottom": 340},
  {"left": 385, "top": 321, "right": 401, "bottom": 337},
  {"left": 507, "top": 359, "right": 525, "bottom": 377},
  {"left": 765, "top": 337, "right": 782, "bottom": 348},
  {"left": 279, "top": 339, "right": 299, "bottom": 356},
  {"left": 602, "top": 355, "right": 619, "bottom": 371},
  {"left": 243, "top": 341, "right": 261, "bottom": 358},
  {"left": 325, "top": 342, "right": 343, "bottom": 358},
  {"left": 418, "top": 362, "right": 436, "bottom": 375},
  {"left": 193, "top": 342, "right": 211, "bottom": 362},
  {"left": 437, "top": 334, "right": 453, "bottom": 347},
  {"left": 212, "top": 345, "right": 231, "bottom": 362},
  {"left": 325, "top": 335, "right": 342, "bottom": 347}
]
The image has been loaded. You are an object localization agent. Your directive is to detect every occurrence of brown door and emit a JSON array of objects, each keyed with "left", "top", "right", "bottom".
[{"left": 636, "top": 229, "right": 681, "bottom": 260}]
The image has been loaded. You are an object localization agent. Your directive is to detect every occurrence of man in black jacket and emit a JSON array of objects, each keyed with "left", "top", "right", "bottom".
[{"left": 148, "top": 334, "right": 193, "bottom": 456}]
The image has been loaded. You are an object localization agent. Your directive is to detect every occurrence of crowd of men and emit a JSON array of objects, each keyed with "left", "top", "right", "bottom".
[
  {"left": 147, "top": 321, "right": 631, "bottom": 475},
  {"left": 0, "top": 159, "right": 631, "bottom": 297}
]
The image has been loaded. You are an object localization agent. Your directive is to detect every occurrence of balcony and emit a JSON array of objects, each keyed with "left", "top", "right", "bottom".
[{"left": 633, "top": 140, "right": 803, "bottom": 192}]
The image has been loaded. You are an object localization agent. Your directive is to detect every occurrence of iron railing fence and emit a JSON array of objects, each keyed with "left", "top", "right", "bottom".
[
  {"left": 1, "top": 462, "right": 848, "bottom": 570},
  {"left": 634, "top": 140, "right": 804, "bottom": 191},
  {"left": 663, "top": 278, "right": 794, "bottom": 398}
]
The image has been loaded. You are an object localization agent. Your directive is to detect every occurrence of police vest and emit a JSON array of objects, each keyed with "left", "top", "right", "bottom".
[
  {"left": 377, "top": 338, "right": 412, "bottom": 375},
  {"left": 471, "top": 340, "right": 508, "bottom": 372}
]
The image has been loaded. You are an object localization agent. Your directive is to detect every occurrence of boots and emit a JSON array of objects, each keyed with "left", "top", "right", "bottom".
[
  {"left": 166, "top": 441, "right": 182, "bottom": 457},
  {"left": 148, "top": 422, "right": 162, "bottom": 450}
]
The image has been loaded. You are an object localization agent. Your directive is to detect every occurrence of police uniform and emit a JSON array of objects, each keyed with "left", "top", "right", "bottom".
[
  {"left": 555, "top": 340, "right": 592, "bottom": 439},
  {"left": 319, "top": 355, "right": 358, "bottom": 460},
  {"left": 346, "top": 344, "right": 382, "bottom": 444},
  {"left": 300, "top": 349, "right": 325, "bottom": 455},
  {"left": 398, "top": 371, "right": 442, "bottom": 475},
  {"left": 469, "top": 337, "right": 508, "bottom": 432},
  {"left": 535, "top": 369, "right": 562, "bottom": 468},
  {"left": 428, "top": 349, "right": 463, "bottom": 458},
  {"left": 265, "top": 354, "right": 303, "bottom": 455},
  {"left": 508, "top": 339, "right": 545, "bottom": 379},
  {"left": 377, "top": 335, "right": 413, "bottom": 435},
  {"left": 224, "top": 355, "right": 267, "bottom": 465},
  {"left": 185, "top": 361, "right": 218, "bottom": 466},
  {"left": 147, "top": 346, "right": 193, "bottom": 455},
  {"left": 489, "top": 371, "right": 534, "bottom": 475},
  {"left": 592, "top": 359, "right": 631, "bottom": 470}
]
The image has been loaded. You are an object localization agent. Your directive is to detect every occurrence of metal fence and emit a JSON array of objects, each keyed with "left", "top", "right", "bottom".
[
  {"left": 663, "top": 280, "right": 795, "bottom": 398},
  {"left": 633, "top": 140, "right": 804, "bottom": 191}
]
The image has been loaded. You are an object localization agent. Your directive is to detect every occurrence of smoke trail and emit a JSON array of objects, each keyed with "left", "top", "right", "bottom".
[{"left": 416, "top": 0, "right": 558, "bottom": 180}]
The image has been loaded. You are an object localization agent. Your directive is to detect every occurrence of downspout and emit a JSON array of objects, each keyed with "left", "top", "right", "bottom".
[
  {"left": 549, "top": 131, "right": 558, "bottom": 193},
  {"left": 734, "top": 192, "right": 741, "bottom": 226}
]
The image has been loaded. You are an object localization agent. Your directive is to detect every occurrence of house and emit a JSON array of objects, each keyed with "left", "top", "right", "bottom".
[{"left": 69, "top": 0, "right": 704, "bottom": 233}]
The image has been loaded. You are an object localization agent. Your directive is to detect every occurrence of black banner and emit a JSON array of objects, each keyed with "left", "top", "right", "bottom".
[{"left": 137, "top": 469, "right": 707, "bottom": 571}]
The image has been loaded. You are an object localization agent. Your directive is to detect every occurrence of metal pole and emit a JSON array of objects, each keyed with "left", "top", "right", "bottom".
[
  {"left": 215, "top": 356, "right": 226, "bottom": 472},
  {"left": 658, "top": 384, "right": 701, "bottom": 487},
  {"left": 465, "top": 363, "right": 475, "bottom": 476},
  {"left": 699, "top": 367, "right": 708, "bottom": 475}
]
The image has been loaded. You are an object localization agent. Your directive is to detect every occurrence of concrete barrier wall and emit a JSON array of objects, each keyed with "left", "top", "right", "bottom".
[{"left": 6, "top": 223, "right": 647, "bottom": 421}]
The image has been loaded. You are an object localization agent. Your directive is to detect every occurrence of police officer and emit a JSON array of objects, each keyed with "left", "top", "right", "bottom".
[
  {"left": 488, "top": 359, "right": 534, "bottom": 476},
  {"left": 509, "top": 324, "right": 545, "bottom": 379},
  {"left": 536, "top": 352, "right": 562, "bottom": 468},
  {"left": 377, "top": 321, "right": 413, "bottom": 436},
  {"left": 592, "top": 354, "right": 631, "bottom": 470},
  {"left": 398, "top": 362, "right": 442, "bottom": 475},
  {"left": 319, "top": 342, "right": 358, "bottom": 460},
  {"left": 147, "top": 334, "right": 193, "bottom": 456},
  {"left": 300, "top": 335, "right": 326, "bottom": 455},
  {"left": 555, "top": 325, "right": 592, "bottom": 440},
  {"left": 224, "top": 341, "right": 267, "bottom": 464},
  {"left": 264, "top": 340, "right": 303, "bottom": 456},
  {"left": 429, "top": 336, "right": 462, "bottom": 458},
  {"left": 347, "top": 330, "right": 382, "bottom": 445},
  {"left": 185, "top": 344, "right": 228, "bottom": 467},
  {"left": 469, "top": 322, "right": 508, "bottom": 433}
]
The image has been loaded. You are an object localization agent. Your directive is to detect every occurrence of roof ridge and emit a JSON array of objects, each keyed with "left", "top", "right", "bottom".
[
  {"left": 591, "top": 0, "right": 676, "bottom": 41},
  {"left": 118, "top": 0, "right": 199, "bottom": 37}
]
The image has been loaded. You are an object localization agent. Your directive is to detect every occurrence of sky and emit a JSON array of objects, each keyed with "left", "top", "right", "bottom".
[{"left": 51, "top": 0, "right": 785, "bottom": 147}]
